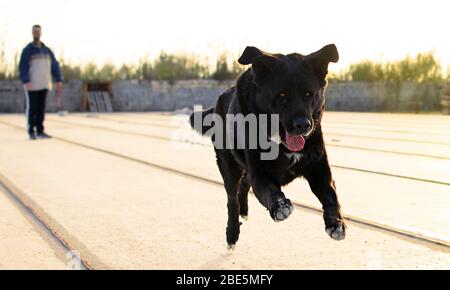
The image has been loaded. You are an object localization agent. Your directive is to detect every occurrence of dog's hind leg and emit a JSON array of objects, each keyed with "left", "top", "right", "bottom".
[
  {"left": 216, "top": 150, "right": 244, "bottom": 250},
  {"left": 238, "top": 174, "right": 250, "bottom": 221}
]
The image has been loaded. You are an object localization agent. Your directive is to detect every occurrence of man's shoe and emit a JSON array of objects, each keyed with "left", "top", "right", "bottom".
[
  {"left": 36, "top": 132, "right": 52, "bottom": 139},
  {"left": 29, "top": 132, "right": 36, "bottom": 140}
]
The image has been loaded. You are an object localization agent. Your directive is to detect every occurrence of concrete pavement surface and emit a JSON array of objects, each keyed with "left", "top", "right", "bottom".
[
  {"left": 0, "top": 182, "right": 67, "bottom": 269},
  {"left": 0, "top": 112, "right": 448, "bottom": 269}
]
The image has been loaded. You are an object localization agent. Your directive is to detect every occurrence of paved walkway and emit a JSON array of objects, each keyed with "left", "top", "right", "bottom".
[{"left": 0, "top": 112, "right": 448, "bottom": 269}]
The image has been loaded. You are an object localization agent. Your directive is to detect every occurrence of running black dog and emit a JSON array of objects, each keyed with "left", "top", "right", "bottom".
[{"left": 190, "top": 44, "right": 346, "bottom": 249}]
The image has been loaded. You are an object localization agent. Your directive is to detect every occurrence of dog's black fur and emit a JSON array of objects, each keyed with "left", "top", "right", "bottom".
[{"left": 190, "top": 44, "right": 346, "bottom": 248}]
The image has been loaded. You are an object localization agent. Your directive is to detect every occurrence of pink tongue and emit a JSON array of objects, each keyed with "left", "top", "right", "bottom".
[{"left": 285, "top": 133, "right": 305, "bottom": 152}]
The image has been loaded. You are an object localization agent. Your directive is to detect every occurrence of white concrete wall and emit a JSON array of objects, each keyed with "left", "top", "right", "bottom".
[
  {"left": 0, "top": 80, "right": 83, "bottom": 113},
  {"left": 0, "top": 80, "right": 443, "bottom": 113}
]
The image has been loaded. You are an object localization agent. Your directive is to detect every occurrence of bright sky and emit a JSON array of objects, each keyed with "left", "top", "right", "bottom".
[{"left": 0, "top": 0, "right": 449, "bottom": 72}]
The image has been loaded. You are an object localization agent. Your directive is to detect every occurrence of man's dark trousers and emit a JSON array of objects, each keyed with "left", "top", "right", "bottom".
[{"left": 26, "top": 89, "right": 48, "bottom": 135}]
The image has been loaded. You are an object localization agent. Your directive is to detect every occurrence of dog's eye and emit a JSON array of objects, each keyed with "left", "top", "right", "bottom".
[
  {"left": 278, "top": 92, "right": 288, "bottom": 97},
  {"left": 305, "top": 91, "right": 313, "bottom": 97}
]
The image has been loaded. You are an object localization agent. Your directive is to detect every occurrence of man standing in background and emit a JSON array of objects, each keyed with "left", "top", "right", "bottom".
[{"left": 19, "top": 24, "right": 63, "bottom": 140}]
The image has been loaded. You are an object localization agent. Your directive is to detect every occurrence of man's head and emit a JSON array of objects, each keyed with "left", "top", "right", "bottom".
[
  {"left": 32, "top": 25, "right": 41, "bottom": 42},
  {"left": 238, "top": 44, "right": 339, "bottom": 151}
]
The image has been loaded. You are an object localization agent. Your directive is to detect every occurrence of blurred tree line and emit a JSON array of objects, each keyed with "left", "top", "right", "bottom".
[
  {"left": 0, "top": 46, "right": 244, "bottom": 82},
  {"left": 59, "top": 51, "right": 235, "bottom": 82},
  {"left": 0, "top": 43, "right": 19, "bottom": 80},
  {"left": 0, "top": 45, "right": 448, "bottom": 83},
  {"left": 332, "top": 52, "right": 445, "bottom": 83}
]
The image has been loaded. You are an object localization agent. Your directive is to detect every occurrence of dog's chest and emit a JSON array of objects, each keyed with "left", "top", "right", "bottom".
[{"left": 284, "top": 152, "right": 303, "bottom": 169}]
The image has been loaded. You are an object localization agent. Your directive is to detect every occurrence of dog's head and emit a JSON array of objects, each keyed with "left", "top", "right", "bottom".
[{"left": 238, "top": 44, "right": 339, "bottom": 152}]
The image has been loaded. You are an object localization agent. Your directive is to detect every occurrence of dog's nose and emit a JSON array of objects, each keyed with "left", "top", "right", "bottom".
[{"left": 292, "top": 117, "right": 312, "bottom": 134}]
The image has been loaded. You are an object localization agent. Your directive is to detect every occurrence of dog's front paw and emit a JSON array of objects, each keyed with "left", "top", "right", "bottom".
[
  {"left": 270, "top": 198, "right": 294, "bottom": 222},
  {"left": 325, "top": 220, "right": 346, "bottom": 241}
]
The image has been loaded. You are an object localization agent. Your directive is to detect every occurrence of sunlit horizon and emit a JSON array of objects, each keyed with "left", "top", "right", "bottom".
[{"left": 1, "top": 0, "right": 449, "bottom": 74}]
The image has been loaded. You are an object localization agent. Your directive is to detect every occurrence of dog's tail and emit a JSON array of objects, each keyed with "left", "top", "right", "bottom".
[{"left": 189, "top": 107, "right": 215, "bottom": 135}]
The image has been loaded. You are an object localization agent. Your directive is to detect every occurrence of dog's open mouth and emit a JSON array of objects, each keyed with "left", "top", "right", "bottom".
[{"left": 279, "top": 126, "right": 306, "bottom": 152}]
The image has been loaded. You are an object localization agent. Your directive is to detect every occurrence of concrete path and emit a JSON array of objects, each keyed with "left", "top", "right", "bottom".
[
  {"left": 28, "top": 114, "right": 450, "bottom": 241},
  {"left": 0, "top": 112, "right": 449, "bottom": 269},
  {"left": 0, "top": 181, "right": 67, "bottom": 269}
]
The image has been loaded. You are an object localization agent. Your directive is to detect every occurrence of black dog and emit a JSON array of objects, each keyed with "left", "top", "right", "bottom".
[{"left": 190, "top": 44, "right": 346, "bottom": 249}]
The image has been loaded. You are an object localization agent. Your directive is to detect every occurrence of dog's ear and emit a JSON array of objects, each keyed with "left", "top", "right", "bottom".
[
  {"left": 238, "top": 46, "right": 264, "bottom": 65},
  {"left": 306, "top": 44, "right": 339, "bottom": 79},
  {"left": 239, "top": 46, "right": 283, "bottom": 84}
]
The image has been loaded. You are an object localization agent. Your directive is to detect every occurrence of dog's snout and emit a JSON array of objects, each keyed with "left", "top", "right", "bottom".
[{"left": 292, "top": 116, "right": 312, "bottom": 135}]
